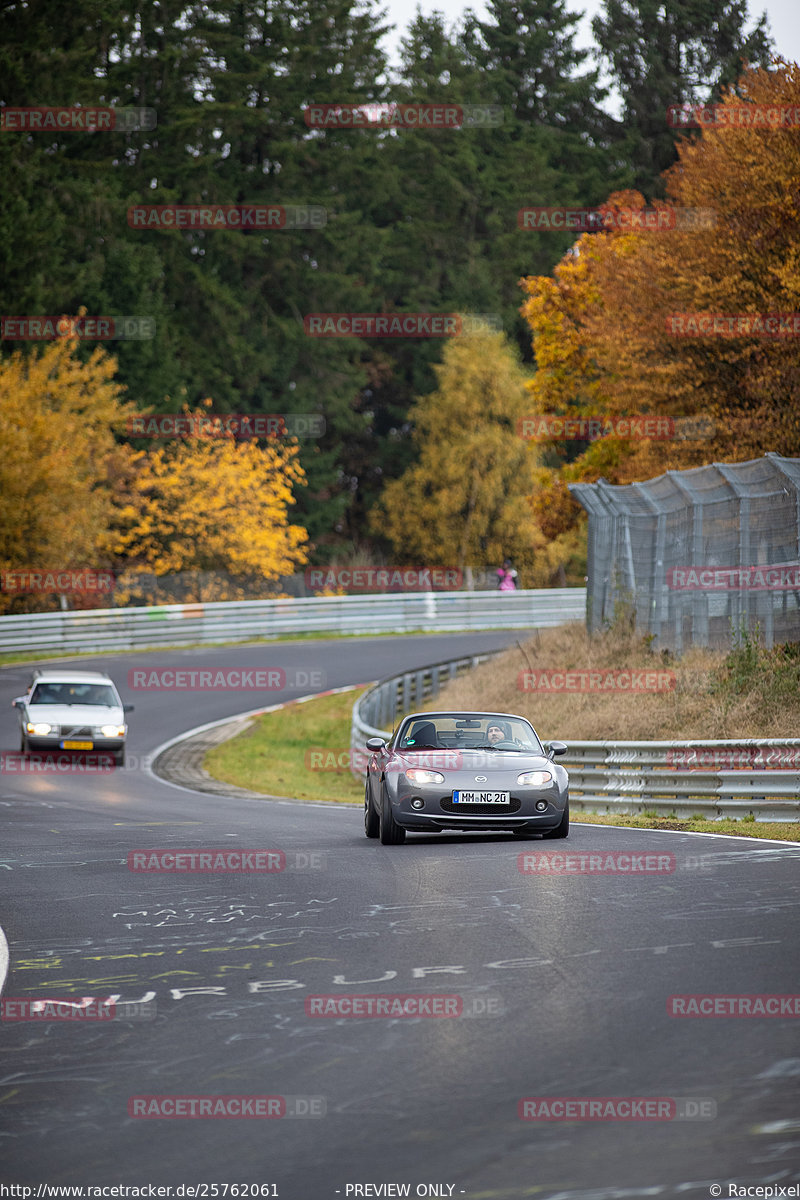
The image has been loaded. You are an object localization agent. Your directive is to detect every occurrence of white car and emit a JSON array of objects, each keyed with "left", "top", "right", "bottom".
[{"left": 12, "top": 669, "right": 133, "bottom": 765}]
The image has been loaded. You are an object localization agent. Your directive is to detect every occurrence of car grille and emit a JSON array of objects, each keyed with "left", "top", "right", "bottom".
[
  {"left": 439, "top": 797, "right": 522, "bottom": 814},
  {"left": 64, "top": 726, "right": 94, "bottom": 738}
]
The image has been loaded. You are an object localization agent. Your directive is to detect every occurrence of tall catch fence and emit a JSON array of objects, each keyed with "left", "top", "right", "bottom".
[{"left": 570, "top": 453, "right": 800, "bottom": 651}]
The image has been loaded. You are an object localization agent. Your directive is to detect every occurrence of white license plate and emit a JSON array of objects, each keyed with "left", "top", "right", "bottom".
[{"left": 453, "top": 791, "right": 510, "bottom": 804}]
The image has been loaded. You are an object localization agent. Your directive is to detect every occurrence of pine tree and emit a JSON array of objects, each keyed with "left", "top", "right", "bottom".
[{"left": 593, "top": 0, "right": 773, "bottom": 195}]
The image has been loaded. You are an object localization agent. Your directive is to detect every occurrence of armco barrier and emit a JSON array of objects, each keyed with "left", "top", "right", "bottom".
[
  {"left": 351, "top": 661, "right": 800, "bottom": 821},
  {"left": 0, "top": 588, "right": 586, "bottom": 655},
  {"left": 561, "top": 740, "right": 800, "bottom": 822},
  {"left": 350, "top": 652, "right": 502, "bottom": 769}
]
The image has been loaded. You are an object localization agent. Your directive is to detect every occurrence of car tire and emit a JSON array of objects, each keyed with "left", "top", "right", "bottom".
[
  {"left": 20, "top": 732, "right": 29, "bottom": 755},
  {"left": 364, "top": 780, "right": 379, "bottom": 838},
  {"left": 113, "top": 748, "right": 126, "bottom": 767},
  {"left": 541, "top": 801, "right": 569, "bottom": 839},
  {"left": 379, "top": 783, "right": 405, "bottom": 845}
]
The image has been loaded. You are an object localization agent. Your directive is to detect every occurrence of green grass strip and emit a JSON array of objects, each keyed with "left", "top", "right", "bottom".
[{"left": 204, "top": 687, "right": 368, "bottom": 804}]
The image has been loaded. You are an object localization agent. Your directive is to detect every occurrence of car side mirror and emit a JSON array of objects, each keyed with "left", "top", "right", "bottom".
[
  {"left": 547, "top": 740, "right": 568, "bottom": 758},
  {"left": 366, "top": 738, "right": 386, "bottom": 752},
  {"left": 124, "top": 704, "right": 135, "bottom": 713},
  {"left": 11, "top": 697, "right": 25, "bottom": 709}
]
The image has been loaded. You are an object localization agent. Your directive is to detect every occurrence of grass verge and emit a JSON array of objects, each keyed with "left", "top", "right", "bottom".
[
  {"left": 203, "top": 687, "right": 367, "bottom": 804},
  {"left": 429, "top": 619, "right": 800, "bottom": 740},
  {"left": 565, "top": 812, "right": 799, "bottom": 841},
  {"left": 203, "top": 688, "right": 799, "bottom": 840}
]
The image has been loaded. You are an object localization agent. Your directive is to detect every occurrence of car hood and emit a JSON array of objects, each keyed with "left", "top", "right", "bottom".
[
  {"left": 25, "top": 704, "right": 125, "bottom": 725},
  {"left": 390, "top": 749, "right": 556, "bottom": 774}
]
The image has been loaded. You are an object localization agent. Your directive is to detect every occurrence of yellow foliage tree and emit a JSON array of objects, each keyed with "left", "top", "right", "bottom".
[
  {"left": 0, "top": 336, "right": 133, "bottom": 612},
  {"left": 371, "top": 332, "right": 562, "bottom": 584},
  {"left": 109, "top": 416, "right": 309, "bottom": 602}
]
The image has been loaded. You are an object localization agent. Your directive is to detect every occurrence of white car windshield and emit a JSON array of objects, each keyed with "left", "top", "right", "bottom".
[
  {"left": 397, "top": 715, "right": 543, "bottom": 753},
  {"left": 30, "top": 683, "right": 118, "bottom": 706}
]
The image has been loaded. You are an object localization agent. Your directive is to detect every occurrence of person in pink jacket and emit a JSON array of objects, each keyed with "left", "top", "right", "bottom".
[{"left": 497, "top": 559, "right": 518, "bottom": 591}]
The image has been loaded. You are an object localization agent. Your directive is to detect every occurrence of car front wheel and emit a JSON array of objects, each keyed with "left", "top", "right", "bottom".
[
  {"left": 379, "top": 784, "right": 405, "bottom": 845},
  {"left": 541, "top": 801, "right": 569, "bottom": 839},
  {"left": 364, "top": 780, "right": 379, "bottom": 838}
]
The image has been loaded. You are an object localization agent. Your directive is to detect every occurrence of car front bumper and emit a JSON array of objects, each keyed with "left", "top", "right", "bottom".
[
  {"left": 387, "top": 788, "right": 567, "bottom": 832},
  {"left": 23, "top": 736, "right": 126, "bottom": 755}
]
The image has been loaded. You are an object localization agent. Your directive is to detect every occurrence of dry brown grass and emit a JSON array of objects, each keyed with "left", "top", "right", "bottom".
[{"left": 429, "top": 621, "right": 799, "bottom": 741}]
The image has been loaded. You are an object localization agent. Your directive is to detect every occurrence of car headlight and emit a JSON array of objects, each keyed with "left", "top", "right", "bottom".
[
  {"left": 27, "top": 722, "right": 56, "bottom": 736},
  {"left": 517, "top": 770, "right": 554, "bottom": 786},
  {"left": 406, "top": 768, "right": 445, "bottom": 784},
  {"left": 100, "top": 725, "right": 126, "bottom": 738}
]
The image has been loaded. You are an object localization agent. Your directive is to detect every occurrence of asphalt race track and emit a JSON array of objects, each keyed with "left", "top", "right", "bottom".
[{"left": 1, "top": 633, "right": 799, "bottom": 1198}]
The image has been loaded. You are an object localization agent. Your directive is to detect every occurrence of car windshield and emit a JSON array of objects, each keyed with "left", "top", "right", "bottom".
[
  {"left": 396, "top": 714, "right": 543, "bottom": 754},
  {"left": 30, "top": 683, "right": 118, "bottom": 707}
]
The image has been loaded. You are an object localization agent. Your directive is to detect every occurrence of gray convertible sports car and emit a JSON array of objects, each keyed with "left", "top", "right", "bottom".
[{"left": 364, "top": 710, "right": 569, "bottom": 844}]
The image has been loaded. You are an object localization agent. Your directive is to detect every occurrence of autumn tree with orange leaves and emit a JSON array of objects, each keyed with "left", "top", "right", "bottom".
[{"left": 520, "top": 59, "right": 800, "bottom": 563}]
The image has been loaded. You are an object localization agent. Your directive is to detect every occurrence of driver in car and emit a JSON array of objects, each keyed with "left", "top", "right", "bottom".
[{"left": 487, "top": 722, "right": 510, "bottom": 746}]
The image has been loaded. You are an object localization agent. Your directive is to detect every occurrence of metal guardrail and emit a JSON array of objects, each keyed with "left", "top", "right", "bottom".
[
  {"left": 563, "top": 740, "right": 800, "bottom": 822},
  {"left": 350, "top": 658, "right": 800, "bottom": 822},
  {"left": 350, "top": 652, "right": 502, "bottom": 769},
  {"left": 0, "top": 588, "right": 586, "bottom": 655}
]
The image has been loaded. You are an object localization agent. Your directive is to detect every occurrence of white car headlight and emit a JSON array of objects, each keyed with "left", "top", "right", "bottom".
[
  {"left": 517, "top": 770, "right": 554, "bottom": 786},
  {"left": 100, "top": 724, "right": 126, "bottom": 738},
  {"left": 406, "top": 768, "right": 445, "bottom": 785},
  {"left": 27, "top": 722, "right": 55, "bottom": 736}
]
